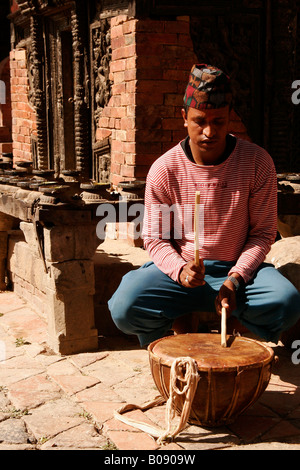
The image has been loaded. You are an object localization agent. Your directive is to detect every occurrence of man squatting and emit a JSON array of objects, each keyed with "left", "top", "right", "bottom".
[{"left": 108, "top": 64, "right": 300, "bottom": 349}]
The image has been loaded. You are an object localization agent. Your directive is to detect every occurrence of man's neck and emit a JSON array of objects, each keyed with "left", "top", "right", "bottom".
[{"left": 182, "top": 135, "right": 236, "bottom": 166}]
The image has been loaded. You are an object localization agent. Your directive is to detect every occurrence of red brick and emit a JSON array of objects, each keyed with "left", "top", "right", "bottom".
[
  {"left": 110, "top": 24, "right": 123, "bottom": 39},
  {"left": 126, "top": 105, "right": 135, "bottom": 117},
  {"left": 135, "top": 20, "right": 166, "bottom": 33},
  {"left": 124, "top": 33, "right": 135, "bottom": 46},
  {"left": 122, "top": 20, "right": 137, "bottom": 35},
  {"left": 110, "top": 107, "right": 126, "bottom": 118},
  {"left": 121, "top": 93, "right": 136, "bottom": 106},
  {"left": 112, "top": 44, "right": 135, "bottom": 61},
  {"left": 164, "top": 19, "right": 190, "bottom": 34},
  {"left": 137, "top": 67, "right": 163, "bottom": 80},
  {"left": 171, "top": 129, "right": 186, "bottom": 141},
  {"left": 112, "top": 152, "right": 125, "bottom": 164},
  {"left": 122, "top": 142, "right": 135, "bottom": 153},
  {"left": 120, "top": 164, "right": 135, "bottom": 178},
  {"left": 162, "top": 117, "right": 183, "bottom": 131},
  {"left": 110, "top": 59, "right": 126, "bottom": 73},
  {"left": 124, "top": 69, "right": 135, "bottom": 81},
  {"left": 135, "top": 165, "right": 151, "bottom": 178},
  {"left": 107, "top": 117, "right": 115, "bottom": 128},
  {"left": 125, "top": 56, "right": 136, "bottom": 70},
  {"left": 136, "top": 43, "right": 164, "bottom": 58},
  {"left": 111, "top": 174, "right": 124, "bottom": 186},
  {"left": 111, "top": 139, "right": 123, "bottom": 152},
  {"left": 126, "top": 130, "right": 136, "bottom": 142},
  {"left": 137, "top": 129, "right": 172, "bottom": 142},
  {"left": 138, "top": 79, "right": 177, "bottom": 94},
  {"left": 139, "top": 32, "right": 177, "bottom": 46},
  {"left": 98, "top": 116, "right": 109, "bottom": 128},
  {"left": 135, "top": 153, "right": 159, "bottom": 166},
  {"left": 126, "top": 80, "right": 137, "bottom": 93},
  {"left": 120, "top": 117, "right": 135, "bottom": 130},
  {"left": 136, "top": 92, "right": 164, "bottom": 105},
  {"left": 136, "top": 141, "right": 162, "bottom": 155},
  {"left": 110, "top": 162, "right": 121, "bottom": 175},
  {"left": 164, "top": 93, "right": 184, "bottom": 107},
  {"left": 113, "top": 71, "right": 125, "bottom": 85},
  {"left": 111, "top": 15, "right": 129, "bottom": 28},
  {"left": 111, "top": 83, "right": 126, "bottom": 95},
  {"left": 178, "top": 33, "right": 194, "bottom": 48},
  {"left": 95, "top": 128, "right": 112, "bottom": 141},
  {"left": 125, "top": 153, "right": 136, "bottom": 165}
]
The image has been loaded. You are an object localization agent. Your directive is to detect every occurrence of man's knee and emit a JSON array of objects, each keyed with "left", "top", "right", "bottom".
[
  {"left": 108, "top": 284, "right": 137, "bottom": 334},
  {"left": 273, "top": 280, "right": 299, "bottom": 312}
]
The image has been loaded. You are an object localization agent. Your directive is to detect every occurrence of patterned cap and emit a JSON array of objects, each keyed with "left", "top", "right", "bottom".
[{"left": 183, "top": 64, "right": 232, "bottom": 109}]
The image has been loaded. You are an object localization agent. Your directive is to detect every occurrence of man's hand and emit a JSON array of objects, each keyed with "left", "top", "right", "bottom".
[
  {"left": 215, "top": 281, "right": 236, "bottom": 317},
  {"left": 215, "top": 274, "right": 243, "bottom": 317},
  {"left": 179, "top": 260, "right": 205, "bottom": 288}
]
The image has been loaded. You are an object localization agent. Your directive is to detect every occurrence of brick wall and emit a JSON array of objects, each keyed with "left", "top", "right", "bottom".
[
  {"left": 10, "top": 48, "right": 36, "bottom": 163},
  {"left": 97, "top": 15, "right": 249, "bottom": 187}
]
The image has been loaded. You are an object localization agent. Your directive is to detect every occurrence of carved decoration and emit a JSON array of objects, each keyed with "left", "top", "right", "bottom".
[
  {"left": 93, "top": 141, "right": 111, "bottom": 183},
  {"left": 16, "top": 0, "right": 69, "bottom": 13},
  {"left": 29, "top": 14, "right": 48, "bottom": 169},
  {"left": 71, "top": 0, "right": 90, "bottom": 179},
  {"left": 91, "top": 18, "right": 112, "bottom": 140}
]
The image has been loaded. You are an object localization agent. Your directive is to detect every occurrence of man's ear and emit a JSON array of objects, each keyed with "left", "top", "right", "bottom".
[{"left": 181, "top": 108, "right": 188, "bottom": 127}]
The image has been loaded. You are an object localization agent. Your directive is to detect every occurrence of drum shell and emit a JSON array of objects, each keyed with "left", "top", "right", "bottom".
[{"left": 148, "top": 334, "right": 274, "bottom": 427}]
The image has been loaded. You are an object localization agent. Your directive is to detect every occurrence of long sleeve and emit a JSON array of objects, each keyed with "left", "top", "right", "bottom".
[
  {"left": 142, "top": 172, "right": 187, "bottom": 282},
  {"left": 228, "top": 152, "right": 278, "bottom": 282}
]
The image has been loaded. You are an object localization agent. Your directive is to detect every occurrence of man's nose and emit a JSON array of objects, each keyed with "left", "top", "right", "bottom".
[{"left": 203, "top": 124, "right": 215, "bottom": 138}]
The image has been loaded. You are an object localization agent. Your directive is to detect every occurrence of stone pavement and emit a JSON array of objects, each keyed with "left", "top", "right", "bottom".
[{"left": 0, "top": 290, "right": 300, "bottom": 451}]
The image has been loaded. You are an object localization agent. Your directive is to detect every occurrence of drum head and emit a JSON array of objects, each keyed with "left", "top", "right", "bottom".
[{"left": 149, "top": 333, "right": 274, "bottom": 371}]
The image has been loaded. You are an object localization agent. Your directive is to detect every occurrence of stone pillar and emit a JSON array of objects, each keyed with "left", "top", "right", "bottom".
[
  {"left": 0, "top": 232, "right": 8, "bottom": 290},
  {"left": 0, "top": 212, "right": 16, "bottom": 291},
  {"left": 20, "top": 220, "right": 100, "bottom": 355}
]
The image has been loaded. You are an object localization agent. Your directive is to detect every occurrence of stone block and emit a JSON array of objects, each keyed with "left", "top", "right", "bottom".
[
  {"left": 266, "top": 236, "right": 300, "bottom": 291},
  {"left": 7, "top": 239, "right": 50, "bottom": 293},
  {"left": 19, "top": 221, "right": 40, "bottom": 258},
  {"left": 43, "top": 224, "right": 99, "bottom": 262},
  {"left": 49, "top": 260, "right": 95, "bottom": 295},
  {"left": 45, "top": 286, "right": 98, "bottom": 355}
]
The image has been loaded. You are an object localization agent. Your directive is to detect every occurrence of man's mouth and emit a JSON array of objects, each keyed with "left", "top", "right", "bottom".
[{"left": 201, "top": 140, "right": 217, "bottom": 146}]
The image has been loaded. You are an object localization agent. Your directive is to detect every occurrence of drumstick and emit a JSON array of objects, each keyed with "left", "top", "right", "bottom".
[
  {"left": 221, "top": 307, "right": 227, "bottom": 347},
  {"left": 194, "top": 191, "right": 200, "bottom": 266}
]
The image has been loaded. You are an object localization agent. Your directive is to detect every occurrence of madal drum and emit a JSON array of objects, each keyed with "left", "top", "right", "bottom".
[{"left": 148, "top": 333, "right": 275, "bottom": 427}]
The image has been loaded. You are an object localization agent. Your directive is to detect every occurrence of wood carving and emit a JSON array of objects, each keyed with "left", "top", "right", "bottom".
[{"left": 71, "top": 1, "right": 90, "bottom": 179}]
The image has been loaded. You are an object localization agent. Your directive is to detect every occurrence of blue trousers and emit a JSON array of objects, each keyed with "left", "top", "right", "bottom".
[{"left": 108, "top": 260, "right": 300, "bottom": 347}]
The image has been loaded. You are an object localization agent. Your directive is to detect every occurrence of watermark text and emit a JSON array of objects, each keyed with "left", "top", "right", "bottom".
[{"left": 291, "top": 80, "right": 300, "bottom": 105}]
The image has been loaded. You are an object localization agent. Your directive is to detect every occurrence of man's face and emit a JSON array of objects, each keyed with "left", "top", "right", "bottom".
[{"left": 181, "top": 106, "right": 230, "bottom": 164}]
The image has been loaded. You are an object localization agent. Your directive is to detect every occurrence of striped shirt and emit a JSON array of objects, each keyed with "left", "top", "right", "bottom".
[{"left": 142, "top": 136, "right": 278, "bottom": 283}]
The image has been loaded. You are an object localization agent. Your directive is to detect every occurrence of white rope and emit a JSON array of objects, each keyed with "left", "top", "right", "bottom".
[{"left": 114, "top": 356, "right": 200, "bottom": 444}]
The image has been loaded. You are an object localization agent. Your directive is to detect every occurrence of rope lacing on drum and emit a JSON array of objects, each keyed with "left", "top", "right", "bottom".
[
  {"left": 158, "top": 356, "right": 200, "bottom": 444},
  {"left": 114, "top": 356, "right": 200, "bottom": 444}
]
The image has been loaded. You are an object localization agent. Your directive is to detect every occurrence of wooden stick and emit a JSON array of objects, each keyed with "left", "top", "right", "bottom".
[
  {"left": 221, "top": 307, "right": 227, "bottom": 347},
  {"left": 194, "top": 191, "right": 200, "bottom": 266}
]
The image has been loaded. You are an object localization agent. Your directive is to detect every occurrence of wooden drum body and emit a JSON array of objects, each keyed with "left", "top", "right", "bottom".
[{"left": 148, "top": 333, "right": 274, "bottom": 427}]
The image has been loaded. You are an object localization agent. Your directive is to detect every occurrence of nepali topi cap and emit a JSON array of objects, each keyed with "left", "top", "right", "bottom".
[{"left": 183, "top": 64, "right": 232, "bottom": 109}]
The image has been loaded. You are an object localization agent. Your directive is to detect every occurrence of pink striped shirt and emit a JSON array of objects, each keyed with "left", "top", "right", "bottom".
[{"left": 142, "top": 137, "right": 278, "bottom": 283}]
